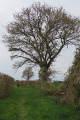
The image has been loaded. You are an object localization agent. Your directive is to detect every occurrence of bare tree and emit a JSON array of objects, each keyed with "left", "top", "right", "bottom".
[
  {"left": 22, "top": 67, "right": 34, "bottom": 80},
  {"left": 3, "top": 3, "right": 80, "bottom": 84}
]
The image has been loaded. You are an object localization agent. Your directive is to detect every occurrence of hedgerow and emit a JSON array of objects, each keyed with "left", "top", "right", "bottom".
[{"left": 0, "top": 73, "right": 14, "bottom": 99}]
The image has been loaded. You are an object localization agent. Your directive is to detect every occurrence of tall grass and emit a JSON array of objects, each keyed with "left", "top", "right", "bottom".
[{"left": 0, "top": 86, "right": 80, "bottom": 120}]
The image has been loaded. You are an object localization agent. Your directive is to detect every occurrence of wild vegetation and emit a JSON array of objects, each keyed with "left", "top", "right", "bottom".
[
  {"left": 1, "top": 2, "right": 80, "bottom": 120},
  {"left": 0, "top": 73, "right": 14, "bottom": 99},
  {"left": 60, "top": 48, "right": 80, "bottom": 106},
  {"left": 0, "top": 85, "right": 80, "bottom": 120}
]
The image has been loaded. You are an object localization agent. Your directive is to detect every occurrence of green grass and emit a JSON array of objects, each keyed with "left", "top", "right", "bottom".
[{"left": 0, "top": 86, "right": 80, "bottom": 120}]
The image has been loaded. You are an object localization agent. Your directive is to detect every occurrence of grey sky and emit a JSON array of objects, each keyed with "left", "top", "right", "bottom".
[{"left": 0, "top": 0, "right": 79, "bottom": 80}]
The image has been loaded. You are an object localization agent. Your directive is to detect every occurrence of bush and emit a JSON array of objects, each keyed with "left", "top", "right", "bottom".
[
  {"left": 0, "top": 73, "right": 14, "bottom": 99},
  {"left": 40, "top": 81, "right": 63, "bottom": 96}
]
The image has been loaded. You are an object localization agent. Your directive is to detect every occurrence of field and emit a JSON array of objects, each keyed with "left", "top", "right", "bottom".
[{"left": 0, "top": 86, "right": 80, "bottom": 120}]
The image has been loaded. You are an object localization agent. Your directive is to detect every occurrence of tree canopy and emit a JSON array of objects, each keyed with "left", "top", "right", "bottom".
[
  {"left": 3, "top": 2, "right": 80, "bottom": 82},
  {"left": 22, "top": 67, "right": 34, "bottom": 80}
]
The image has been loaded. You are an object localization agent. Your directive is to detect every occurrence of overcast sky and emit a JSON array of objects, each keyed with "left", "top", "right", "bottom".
[{"left": 0, "top": 0, "right": 80, "bottom": 80}]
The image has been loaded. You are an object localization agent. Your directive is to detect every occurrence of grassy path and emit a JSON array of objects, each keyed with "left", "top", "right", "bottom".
[{"left": 0, "top": 86, "right": 80, "bottom": 120}]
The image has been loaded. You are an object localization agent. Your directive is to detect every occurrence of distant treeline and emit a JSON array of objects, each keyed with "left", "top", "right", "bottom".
[{"left": 15, "top": 80, "right": 40, "bottom": 88}]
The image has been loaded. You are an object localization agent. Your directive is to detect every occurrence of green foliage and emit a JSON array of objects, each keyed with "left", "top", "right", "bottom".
[
  {"left": 0, "top": 86, "right": 80, "bottom": 120},
  {"left": 73, "top": 82, "right": 80, "bottom": 97},
  {"left": 0, "top": 73, "right": 14, "bottom": 99}
]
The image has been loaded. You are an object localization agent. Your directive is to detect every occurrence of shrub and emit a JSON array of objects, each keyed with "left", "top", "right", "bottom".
[
  {"left": 0, "top": 73, "right": 14, "bottom": 99},
  {"left": 40, "top": 81, "right": 63, "bottom": 96}
]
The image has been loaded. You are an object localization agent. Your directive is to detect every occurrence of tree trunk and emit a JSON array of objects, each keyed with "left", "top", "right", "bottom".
[{"left": 39, "top": 66, "right": 50, "bottom": 88}]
